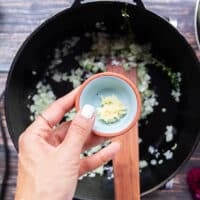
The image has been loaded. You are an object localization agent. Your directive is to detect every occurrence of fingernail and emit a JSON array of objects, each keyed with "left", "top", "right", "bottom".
[{"left": 81, "top": 104, "right": 95, "bottom": 119}]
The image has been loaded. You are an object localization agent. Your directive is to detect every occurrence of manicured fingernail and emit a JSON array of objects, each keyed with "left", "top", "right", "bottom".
[{"left": 81, "top": 104, "right": 95, "bottom": 119}]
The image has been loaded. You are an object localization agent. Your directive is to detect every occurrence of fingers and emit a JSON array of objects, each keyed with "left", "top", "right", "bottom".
[
  {"left": 82, "top": 134, "right": 106, "bottom": 152},
  {"left": 54, "top": 121, "right": 105, "bottom": 150},
  {"left": 33, "top": 88, "right": 79, "bottom": 128},
  {"left": 60, "top": 104, "right": 95, "bottom": 155},
  {"left": 52, "top": 121, "right": 71, "bottom": 144},
  {"left": 41, "top": 121, "right": 71, "bottom": 146},
  {"left": 79, "top": 142, "right": 121, "bottom": 176}
]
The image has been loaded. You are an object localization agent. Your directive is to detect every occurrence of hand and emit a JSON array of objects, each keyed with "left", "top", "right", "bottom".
[{"left": 15, "top": 89, "right": 120, "bottom": 200}]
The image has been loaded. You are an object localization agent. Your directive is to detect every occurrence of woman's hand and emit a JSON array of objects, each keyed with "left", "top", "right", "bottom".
[{"left": 15, "top": 89, "right": 120, "bottom": 200}]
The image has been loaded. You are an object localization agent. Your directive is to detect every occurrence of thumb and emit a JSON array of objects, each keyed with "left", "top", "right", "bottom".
[{"left": 60, "top": 104, "right": 95, "bottom": 155}]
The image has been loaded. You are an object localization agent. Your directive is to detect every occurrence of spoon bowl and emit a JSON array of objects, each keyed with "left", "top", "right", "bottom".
[{"left": 75, "top": 72, "right": 141, "bottom": 137}]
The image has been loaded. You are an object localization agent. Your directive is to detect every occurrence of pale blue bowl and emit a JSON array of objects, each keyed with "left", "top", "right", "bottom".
[{"left": 76, "top": 72, "right": 140, "bottom": 137}]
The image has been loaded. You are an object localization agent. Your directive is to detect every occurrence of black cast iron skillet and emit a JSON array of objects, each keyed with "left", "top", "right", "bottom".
[{"left": 5, "top": 0, "right": 200, "bottom": 199}]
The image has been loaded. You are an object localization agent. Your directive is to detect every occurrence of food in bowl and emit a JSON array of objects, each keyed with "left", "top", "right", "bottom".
[{"left": 97, "top": 95, "right": 127, "bottom": 124}]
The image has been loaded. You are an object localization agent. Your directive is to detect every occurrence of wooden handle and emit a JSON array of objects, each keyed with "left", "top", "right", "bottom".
[
  {"left": 112, "top": 125, "right": 140, "bottom": 200},
  {"left": 107, "top": 65, "right": 140, "bottom": 200}
]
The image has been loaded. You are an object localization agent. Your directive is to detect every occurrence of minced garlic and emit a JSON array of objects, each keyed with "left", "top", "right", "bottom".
[{"left": 97, "top": 95, "right": 127, "bottom": 124}]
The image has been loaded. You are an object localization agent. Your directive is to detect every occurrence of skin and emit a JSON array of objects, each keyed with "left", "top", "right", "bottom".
[{"left": 15, "top": 89, "right": 121, "bottom": 200}]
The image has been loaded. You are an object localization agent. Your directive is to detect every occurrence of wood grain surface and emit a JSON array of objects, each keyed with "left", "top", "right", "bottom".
[
  {"left": 0, "top": 0, "right": 200, "bottom": 200},
  {"left": 107, "top": 66, "right": 140, "bottom": 200}
]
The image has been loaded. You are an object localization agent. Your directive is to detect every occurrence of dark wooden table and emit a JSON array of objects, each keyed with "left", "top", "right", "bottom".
[{"left": 0, "top": 0, "right": 200, "bottom": 199}]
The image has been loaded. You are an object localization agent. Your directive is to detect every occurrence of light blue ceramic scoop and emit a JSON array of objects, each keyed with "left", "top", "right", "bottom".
[{"left": 76, "top": 72, "right": 141, "bottom": 137}]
